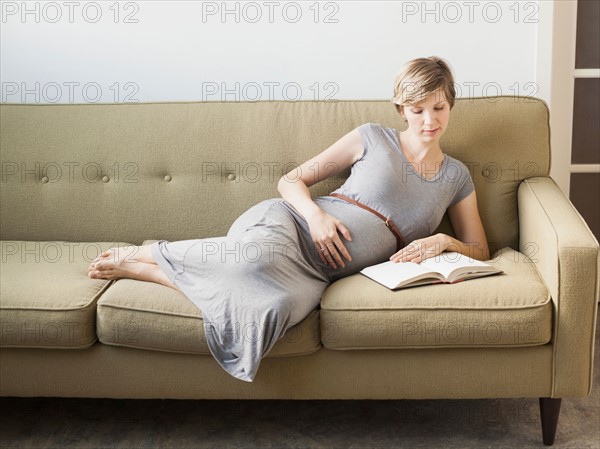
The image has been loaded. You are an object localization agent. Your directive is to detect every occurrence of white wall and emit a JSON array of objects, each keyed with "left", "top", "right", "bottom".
[{"left": 1, "top": 0, "right": 543, "bottom": 104}]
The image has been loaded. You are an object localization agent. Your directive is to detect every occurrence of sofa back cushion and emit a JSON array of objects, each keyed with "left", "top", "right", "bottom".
[{"left": 0, "top": 97, "right": 549, "bottom": 251}]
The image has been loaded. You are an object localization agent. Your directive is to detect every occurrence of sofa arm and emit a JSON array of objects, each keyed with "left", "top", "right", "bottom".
[{"left": 518, "top": 177, "right": 599, "bottom": 398}]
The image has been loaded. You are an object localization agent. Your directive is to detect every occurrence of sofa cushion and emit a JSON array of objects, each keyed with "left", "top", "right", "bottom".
[
  {"left": 320, "top": 247, "right": 552, "bottom": 349},
  {"left": 96, "top": 278, "right": 321, "bottom": 358},
  {"left": 0, "top": 98, "right": 550, "bottom": 254},
  {"left": 0, "top": 241, "right": 128, "bottom": 349}
]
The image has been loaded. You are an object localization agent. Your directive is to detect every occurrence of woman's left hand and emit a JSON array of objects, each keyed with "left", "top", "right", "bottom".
[{"left": 389, "top": 233, "right": 448, "bottom": 264}]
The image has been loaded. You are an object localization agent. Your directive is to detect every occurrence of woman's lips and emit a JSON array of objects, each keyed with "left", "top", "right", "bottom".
[{"left": 422, "top": 128, "right": 439, "bottom": 134}]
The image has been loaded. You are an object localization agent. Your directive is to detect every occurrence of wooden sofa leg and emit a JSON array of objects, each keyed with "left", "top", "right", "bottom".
[{"left": 539, "top": 397, "right": 562, "bottom": 446}]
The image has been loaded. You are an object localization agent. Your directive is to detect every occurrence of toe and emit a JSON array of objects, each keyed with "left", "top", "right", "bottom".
[
  {"left": 90, "top": 270, "right": 106, "bottom": 279},
  {"left": 94, "top": 250, "right": 112, "bottom": 262}
]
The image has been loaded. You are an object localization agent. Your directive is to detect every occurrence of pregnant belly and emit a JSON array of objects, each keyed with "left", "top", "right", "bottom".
[{"left": 307, "top": 198, "right": 398, "bottom": 282}]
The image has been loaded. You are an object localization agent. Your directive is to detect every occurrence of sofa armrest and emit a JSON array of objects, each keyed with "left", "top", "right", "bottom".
[{"left": 518, "top": 176, "right": 599, "bottom": 398}]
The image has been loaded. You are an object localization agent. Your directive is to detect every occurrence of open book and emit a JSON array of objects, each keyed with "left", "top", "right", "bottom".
[{"left": 359, "top": 251, "right": 503, "bottom": 290}]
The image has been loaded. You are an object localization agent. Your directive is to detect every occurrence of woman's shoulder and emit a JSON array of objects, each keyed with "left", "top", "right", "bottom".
[
  {"left": 356, "top": 122, "right": 397, "bottom": 140},
  {"left": 443, "top": 153, "right": 474, "bottom": 180},
  {"left": 444, "top": 153, "right": 470, "bottom": 168}
]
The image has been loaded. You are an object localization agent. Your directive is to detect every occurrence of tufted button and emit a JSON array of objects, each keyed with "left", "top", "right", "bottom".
[
  {"left": 41, "top": 176, "right": 49, "bottom": 183},
  {"left": 482, "top": 169, "right": 490, "bottom": 177},
  {"left": 164, "top": 175, "right": 172, "bottom": 182},
  {"left": 102, "top": 175, "right": 110, "bottom": 183},
  {"left": 227, "top": 173, "right": 236, "bottom": 181}
]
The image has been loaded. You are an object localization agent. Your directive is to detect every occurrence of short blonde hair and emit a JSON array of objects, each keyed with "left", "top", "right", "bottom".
[{"left": 391, "top": 56, "right": 456, "bottom": 115}]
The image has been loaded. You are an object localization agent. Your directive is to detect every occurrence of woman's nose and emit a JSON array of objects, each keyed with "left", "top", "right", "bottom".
[{"left": 423, "top": 112, "right": 434, "bottom": 124}]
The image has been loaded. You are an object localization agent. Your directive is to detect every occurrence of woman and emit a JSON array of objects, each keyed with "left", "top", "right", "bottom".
[{"left": 88, "top": 56, "right": 489, "bottom": 382}]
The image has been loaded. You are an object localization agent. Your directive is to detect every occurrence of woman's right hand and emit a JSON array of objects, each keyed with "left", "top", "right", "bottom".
[{"left": 306, "top": 209, "right": 353, "bottom": 269}]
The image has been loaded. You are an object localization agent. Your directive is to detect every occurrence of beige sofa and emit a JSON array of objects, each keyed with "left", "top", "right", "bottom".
[{"left": 0, "top": 97, "right": 598, "bottom": 446}]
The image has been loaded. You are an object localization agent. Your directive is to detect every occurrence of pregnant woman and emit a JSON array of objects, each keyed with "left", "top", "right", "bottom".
[{"left": 88, "top": 56, "right": 489, "bottom": 382}]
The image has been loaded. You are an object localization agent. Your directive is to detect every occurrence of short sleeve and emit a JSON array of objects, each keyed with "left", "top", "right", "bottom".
[
  {"left": 355, "top": 123, "right": 377, "bottom": 162},
  {"left": 448, "top": 162, "right": 475, "bottom": 207}
]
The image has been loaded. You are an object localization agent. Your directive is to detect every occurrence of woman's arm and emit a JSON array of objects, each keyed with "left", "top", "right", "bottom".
[
  {"left": 277, "top": 128, "right": 364, "bottom": 269},
  {"left": 444, "top": 190, "right": 490, "bottom": 261},
  {"left": 276, "top": 128, "right": 364, "bottom": 221},
  {"left": 390, "top": 190, "right": 490, "bottom": 264}
]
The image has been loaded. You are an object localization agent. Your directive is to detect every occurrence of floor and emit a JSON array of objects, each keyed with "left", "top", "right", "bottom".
[{"left": 1, "top": 310, "right": 599, "bottom": 449}]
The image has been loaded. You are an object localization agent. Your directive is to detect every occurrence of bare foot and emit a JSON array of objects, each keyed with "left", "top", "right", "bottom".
[
  {"left": 88, "top": 250, "right": 151, "bottom": 281},
  {"left": 88, "top": 250, "right": 182, "bottom": 292},
  {"left": 89, "top": 245, "right": 156, "bottom": 269}
]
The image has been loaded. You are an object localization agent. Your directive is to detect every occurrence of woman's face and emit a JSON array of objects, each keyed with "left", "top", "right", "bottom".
[{"left": 402, "top": 89, "right": 451, "bottom": 142}]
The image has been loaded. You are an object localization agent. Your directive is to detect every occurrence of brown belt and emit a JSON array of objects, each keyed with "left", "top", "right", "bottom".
[{"left": 329, "top": 193, "right": 406, "bottom": 252}]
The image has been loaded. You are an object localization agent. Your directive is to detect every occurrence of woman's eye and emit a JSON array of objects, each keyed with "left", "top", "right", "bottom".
[{"left": 411, "top": 107, "right": 443, "bottom": 114}]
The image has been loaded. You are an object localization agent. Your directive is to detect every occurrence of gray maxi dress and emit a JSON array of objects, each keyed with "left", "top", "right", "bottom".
[{"left": 150, "top": 123, "right": 475, "bottom": 382}]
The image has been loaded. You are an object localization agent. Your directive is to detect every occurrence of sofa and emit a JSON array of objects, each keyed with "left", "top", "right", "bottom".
[{"left": 0, "top": 96, "right": 598, "bottom": 446}]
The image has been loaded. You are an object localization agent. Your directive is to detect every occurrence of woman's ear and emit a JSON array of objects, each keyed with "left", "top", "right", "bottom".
[{"left": 396, "top": 104, "right": 408, "bottom": 123}]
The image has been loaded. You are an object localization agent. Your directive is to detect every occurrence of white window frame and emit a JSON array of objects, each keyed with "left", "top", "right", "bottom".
[{"left": 537, "top": 1, "right": 599, "bottom": 196}]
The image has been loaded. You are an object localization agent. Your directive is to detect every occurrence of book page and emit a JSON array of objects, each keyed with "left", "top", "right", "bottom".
[
  {"left": 418, "top": 251, "right": 495, "bottom": 279},
  {"left": 452, "top": 270, "right": 504, "bottom": 283},
  {"left": 360, "top": 260, "right": 435, "bottom": 289}
]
